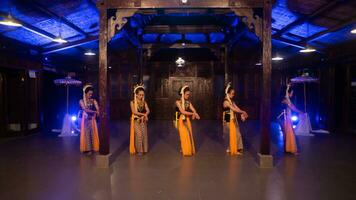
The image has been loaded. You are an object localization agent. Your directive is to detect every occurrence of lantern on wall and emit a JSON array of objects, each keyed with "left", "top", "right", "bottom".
[{"left": 175, "top": 57, "right": 185, "bottom": 68}]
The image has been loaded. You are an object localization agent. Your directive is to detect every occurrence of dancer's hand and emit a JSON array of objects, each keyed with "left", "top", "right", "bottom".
[
  {"left": 194, "top": 113, "right": 200, "bottom": 120},
  {"left": 141, "top": 115, "right": 148, "bottom": 123},
  {"left": 241, "top": 111, "right": 248, "bottom": 122}
]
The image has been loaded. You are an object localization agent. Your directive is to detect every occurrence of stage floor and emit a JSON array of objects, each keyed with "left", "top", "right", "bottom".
[{"left": 0, "top": 120, "right": 355, "bottom": 200}]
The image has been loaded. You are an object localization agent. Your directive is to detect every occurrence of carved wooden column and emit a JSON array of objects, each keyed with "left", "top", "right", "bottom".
[
  {"left": 98, "top": 3, "right": 110, "bottom": 155},
  {"left": 258, "top": 0, "right": 273, "bottom": 167}
]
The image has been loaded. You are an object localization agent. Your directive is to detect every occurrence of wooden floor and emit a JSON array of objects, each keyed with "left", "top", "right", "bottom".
[{"left": 0, "top": 120, "right": 355, "bottom": 200}]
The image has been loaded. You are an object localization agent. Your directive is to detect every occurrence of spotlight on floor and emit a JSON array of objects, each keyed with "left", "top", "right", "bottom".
[
  {"left": 71, "top": 115, "right": 77, "bottom": 122},
  {"left": 291, "top": 115, "right": 298, "bottom": 122}
]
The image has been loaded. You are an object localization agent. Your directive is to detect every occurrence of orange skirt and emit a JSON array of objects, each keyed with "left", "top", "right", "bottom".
[
  {"left": 80, "top": 116, "right": 99, "bottom": 152},
  {"left": 283, "top": 116, "right": 298, "bottom": 153},
  {"left": 178, "top": 116, "right": 195, "bottom": 156}
]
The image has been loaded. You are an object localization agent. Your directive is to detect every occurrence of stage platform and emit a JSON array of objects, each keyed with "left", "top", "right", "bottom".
[{"left": 0, "top": 120, "right": 355, "bottom": 200}]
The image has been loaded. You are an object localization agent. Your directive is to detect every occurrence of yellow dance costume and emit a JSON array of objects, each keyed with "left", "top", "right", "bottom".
[
  {"left": 223, "top": 83, "right": 243, "bottom": 155},
  {"left": 175, "top": 86, "right": 195, "bottom": 156}
]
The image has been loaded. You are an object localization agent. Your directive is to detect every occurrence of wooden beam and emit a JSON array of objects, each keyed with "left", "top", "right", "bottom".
[
  {"left": 136, "top": 8, "right": 238, "bottom": 15},
  {"left": 98, "top": 5, "right": 110, "bottom": 155},
  {"left": 143, "top": 25, "right": 222, "bottom": 34},
  {"left": 142, "top": 43, "right": 223, "bottom": 49},
  {"left": 41, "top": 36, "right": 98, "bottom": 54},
  {"left": 271, "top": 38, "right": 305, "bottom": 49},
  {"left": 105, "top": 0, "right": 263, "bottom": 8},
  {"left": 273, "top": 0, "right": 343, "bottom": 37},
  {"left": 260, "top": 0, "right": 272, "bottom": 156}
]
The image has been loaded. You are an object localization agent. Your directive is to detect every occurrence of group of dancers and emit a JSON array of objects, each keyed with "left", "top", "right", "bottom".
[{"left": 78, "top": 82, "right": 301, "bottom": 156}]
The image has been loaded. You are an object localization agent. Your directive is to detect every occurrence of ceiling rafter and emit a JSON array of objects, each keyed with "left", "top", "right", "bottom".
[
  {"left": 143, "top": 25, "right": 222, "bottom": 34},
  {"left": 41, "top": 36, "right": 98, "bottom": 54}
]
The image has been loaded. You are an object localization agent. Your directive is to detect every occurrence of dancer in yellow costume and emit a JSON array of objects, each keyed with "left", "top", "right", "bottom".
[
  {"left": 222, "top": 83, "right": 248, "bottom": 155},
  {"left": 79, "top": 84, "right": 99, "bottom": 155},
  {"left": 175, "top": 85, "right": 200, "bottom": 156},
  {"left": 129, "top": 84, "right": 150, "bottom": 156}
]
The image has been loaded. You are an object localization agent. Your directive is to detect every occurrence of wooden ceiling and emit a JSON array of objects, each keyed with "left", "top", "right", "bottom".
[{"left": 0, "top": 0, "right": 355, "bottom": 66}]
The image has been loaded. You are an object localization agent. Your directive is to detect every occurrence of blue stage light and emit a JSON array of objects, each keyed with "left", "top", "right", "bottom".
[
  {"left": 71, "top": 115, "right": 77, "bottom": 121},
  {"left": 291, "top": 115, "right": 298, "bottom": 122}
]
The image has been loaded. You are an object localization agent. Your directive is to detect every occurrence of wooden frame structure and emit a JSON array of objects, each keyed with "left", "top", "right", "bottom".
[{"left": 97, "top": 0, "right": 272, "bottom": 166}]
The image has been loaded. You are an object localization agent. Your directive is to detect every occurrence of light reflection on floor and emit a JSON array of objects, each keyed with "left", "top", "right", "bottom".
[{"left": 0, "top": 120, "right": 355, "bottom": 200}]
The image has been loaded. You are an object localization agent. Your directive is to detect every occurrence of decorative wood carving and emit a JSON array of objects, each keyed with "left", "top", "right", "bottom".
[
  {"left": 108, "top": 9, "right": 138, "bottom": 41},
  {"left": 232, "top": 8, "right": 262, "bottom": 40}
]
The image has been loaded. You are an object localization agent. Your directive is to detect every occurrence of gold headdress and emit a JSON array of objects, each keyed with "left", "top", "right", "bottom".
[
  {"left": 133, "top": 84, "right": 145, "bottom": 112},
  {"left": 224, "top": 82, "right": 234, "bottom": 120},
  {"left": 180, "top": 85, "right": 189, "bottom": 111},
  {"left": 285, "top": 83, "right": 292, "bottom": 105},
  {"left": 83, "top": 84, "right": 93, "bottom": 107},
  {"left": 225, "top": 82, "right": 232, "bottom": 103}
]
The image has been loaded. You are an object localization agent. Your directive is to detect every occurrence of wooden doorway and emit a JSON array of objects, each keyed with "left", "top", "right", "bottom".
[{"left": 148, "top": 62, "right": 216, "bottom": 120}]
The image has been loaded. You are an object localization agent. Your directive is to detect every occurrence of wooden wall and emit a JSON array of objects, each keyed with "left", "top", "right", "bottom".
[
  {"left": 106, "top": 57, "right": 275, "bottom": 121},
  {"left": 0, "top": 54, "right": 42, "bottom": 137}
]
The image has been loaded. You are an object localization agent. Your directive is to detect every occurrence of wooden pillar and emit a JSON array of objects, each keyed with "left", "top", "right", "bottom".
[
  {"left": 258, "top": 0, "right": 273, "bottom": 167},
  {"left": 98, "top": 4, "right": 110, "bottom": 155}
]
